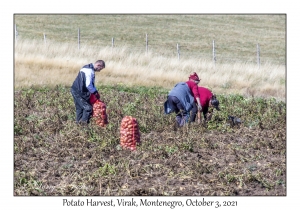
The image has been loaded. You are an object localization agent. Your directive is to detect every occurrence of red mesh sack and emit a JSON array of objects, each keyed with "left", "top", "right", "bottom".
[
  {"left": 92, "top": 100, "right": 108, "bottom": 127},
  {"left": 120, "top": 116, "right": 140, "bottom": 151}
]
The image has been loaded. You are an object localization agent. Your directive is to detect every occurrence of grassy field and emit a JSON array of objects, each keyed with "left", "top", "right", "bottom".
[
  {"left": 14, "top": 14, "right": 286, "bottom": 100},
  {"left": 14, "top": 14, "right": 285, "bottom": 63}
]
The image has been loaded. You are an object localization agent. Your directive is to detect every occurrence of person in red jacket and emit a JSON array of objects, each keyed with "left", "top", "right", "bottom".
[
  {"left": 186, "top": 72, "right": 202, "bottom": 122},
  {"left": 197, "top": 86, "right": 220, "bottom": 123}
]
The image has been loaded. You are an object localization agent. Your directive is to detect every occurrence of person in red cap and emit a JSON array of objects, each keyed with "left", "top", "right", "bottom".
[
  {"left": 164, "top": 72, "right": 202, "bottom": 127},
  {"left": 196, "top": 86, "right": 220, "bottom": 123},
  {"left": 186, "top": 72, "right": 202, "bottom": 122}
]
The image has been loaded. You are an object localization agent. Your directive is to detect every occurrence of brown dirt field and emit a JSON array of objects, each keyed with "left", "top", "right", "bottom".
[{"left": 14, "top": 85, "right": 286, "bottom": 196}]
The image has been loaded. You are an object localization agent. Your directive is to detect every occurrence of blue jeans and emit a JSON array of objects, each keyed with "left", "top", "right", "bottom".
[{"left": 70, "top": 89, "right": 92, "bottom": 123}]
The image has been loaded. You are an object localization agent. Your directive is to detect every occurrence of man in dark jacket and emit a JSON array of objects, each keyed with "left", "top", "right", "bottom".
[
  {"left": 70, "top": 60, "right": 105, "bottom": 125},
  {"left": 164, "top": 82, "right": 195, "bottom": 127}
]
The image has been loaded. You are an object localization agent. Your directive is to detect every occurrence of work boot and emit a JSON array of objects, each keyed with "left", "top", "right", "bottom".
[
  {"left": 175, "top": 116, "right": 182, "bottom": 127},
  {"left": 79, "top": 121, "right": 88, "bottom": 126}
]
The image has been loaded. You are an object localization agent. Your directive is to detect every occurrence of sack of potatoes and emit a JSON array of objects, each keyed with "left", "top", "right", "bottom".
[
  {"left": 92, "top": 100, "right": 108, "bottom": 127},
  {"left": 120, "top": 116, "right": 140, "bottom": 151}
]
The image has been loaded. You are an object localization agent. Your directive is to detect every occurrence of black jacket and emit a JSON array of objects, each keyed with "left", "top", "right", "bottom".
[{"left": 71, "top": 63, "right": 95, "bottom": 101}]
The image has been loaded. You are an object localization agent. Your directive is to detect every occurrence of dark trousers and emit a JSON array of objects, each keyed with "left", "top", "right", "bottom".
[
  {"left": 168, "top": 95, "right": 198, "bottom": 124},
  {"left": 70, "top": 89, "right": 93, "bottom": 123},
  {"left": 168, "top": 96, "right": 190, "bottom": 126},
  {"left": 189, "top": 101, "right": 198, "bottom": 122},
  {"left": 167, "top": 96, "right": 186, "bottom": 116}
]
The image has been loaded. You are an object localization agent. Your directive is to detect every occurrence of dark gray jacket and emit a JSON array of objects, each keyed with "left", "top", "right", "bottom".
[
  {"left": 71, "top": 63, "right": 97, "bottom": 101},
  {"left": 165, "top": 82, "right": 194, "bottom": 113}
]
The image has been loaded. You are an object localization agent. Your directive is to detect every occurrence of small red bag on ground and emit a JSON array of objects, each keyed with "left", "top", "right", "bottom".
[
  {"left": 92, "top": 100, "right": 108, "bottom": 127},
  {"left": 120, "top": 116, "right": 141, "bottom": 151}
]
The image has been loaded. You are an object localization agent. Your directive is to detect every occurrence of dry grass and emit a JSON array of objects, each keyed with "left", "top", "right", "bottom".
[
  {"left": 15, "top": 39, "right": 285, "bottom": 99},
  {"left": 14, "top": 14, "right": 286, "bottom": 99}
]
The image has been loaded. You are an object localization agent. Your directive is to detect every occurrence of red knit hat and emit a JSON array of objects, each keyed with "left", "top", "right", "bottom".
[{"left": 189, "top": 72, "right": 200, "bottom": 81}]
